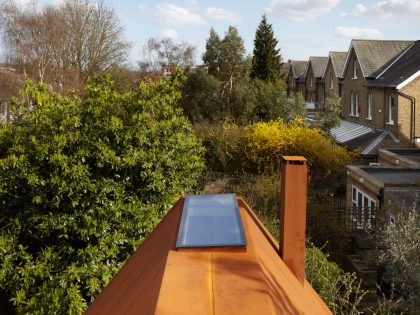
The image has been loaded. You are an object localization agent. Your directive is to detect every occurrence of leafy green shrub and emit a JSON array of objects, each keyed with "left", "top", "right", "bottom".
[
  {"left": 0, "top": 71, "right": 204, "bottom": 314},
  {"left": 306, "top": 243, "right": 366, "bottom": 315}
]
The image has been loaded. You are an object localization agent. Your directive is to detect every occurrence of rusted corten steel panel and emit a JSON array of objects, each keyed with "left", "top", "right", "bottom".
[{"left": 86, "top": 195, "right": 331, "bottom": 315}]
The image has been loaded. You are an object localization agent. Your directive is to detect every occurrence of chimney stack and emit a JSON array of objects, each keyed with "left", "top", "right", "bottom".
[{"left": 279, "top": 156, "right": 307, "bottom": 285}]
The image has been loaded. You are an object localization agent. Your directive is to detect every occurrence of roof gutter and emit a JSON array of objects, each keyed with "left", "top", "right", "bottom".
[{"left": 397, "top": 91, "right": 417, "bottom": 148}]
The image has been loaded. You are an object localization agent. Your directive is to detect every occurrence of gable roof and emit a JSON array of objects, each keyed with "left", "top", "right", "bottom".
[
  {"left": 307, "top": 56, "right": 328, "bottom": 78},
  {"left": 342, "top": 39, "right": 414, "bottom": 78},
  {"left": 323, "top": 52, "right": 347, "bottom": 78},
  {"left": 288, "top": 60, "right": 308, "bottom": 79},
  {"left": 369, "top": 40, "right": 420, "bottom": 89},
  {"left": 86, "top": 196, "right": 332, "bottom": 315}
]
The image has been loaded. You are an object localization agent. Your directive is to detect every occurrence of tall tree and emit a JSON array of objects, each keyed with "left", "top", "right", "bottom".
[
  {"left": 202, "top": 28, "right": 221, "bottom": 76},
  {"left": 139, "top": 37, "right": 196, "bottom": 73},
  {"left": 250, "top": 15, "right": 282, "bottom": 82},
  {"left": 0, "top": 0, "right": 130, "bottom": 89},
  {"left": 218, "top": 26, "right": 245, "bottom": 88}
]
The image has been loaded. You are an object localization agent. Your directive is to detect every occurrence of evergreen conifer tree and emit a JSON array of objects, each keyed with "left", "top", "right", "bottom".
[
  {"left": 250, "top": 15, "right": 282, "bottom": 82},
  {"left": 202, "top": 28, "right": 221, "bottom": 76}
]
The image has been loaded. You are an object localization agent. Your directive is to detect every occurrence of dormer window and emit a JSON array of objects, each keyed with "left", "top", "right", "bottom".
[{"left": 353, "top": 60, "right": 358, "bottom": 79}]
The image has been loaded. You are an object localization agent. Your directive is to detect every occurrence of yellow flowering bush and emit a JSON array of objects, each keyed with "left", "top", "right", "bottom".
[
  {"left": 197, "top": 119, "right": 355, "bottom": 181},
  {"left": 244, "top": 119, "right": 354, "bottom": 180}
]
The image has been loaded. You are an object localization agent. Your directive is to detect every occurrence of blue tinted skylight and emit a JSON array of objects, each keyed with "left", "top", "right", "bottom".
[{"left": 176, "top": 194, "right": 247, "bottom": 248}]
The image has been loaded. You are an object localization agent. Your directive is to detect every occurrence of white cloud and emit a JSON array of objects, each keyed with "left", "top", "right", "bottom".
[
  {"left": 266, "top": 0, "right": 340, "bottom": 21},
  {"left": 334, "top": 26, "right": 383, "bottom": 39},
  {"left": 207, "top": 7, "right": 243, "bottom": 23},
  {"left": 355, "top": 4, "right": 367, "bottom": 15},
  {"left": 375, "top": 0, "right": 420, "bottom": 16},
  {"left": 138, "top": 4, "right": 146, "bottom": 11},
  {"left": 161, "top": 28, "right": 178, "bottom": 39},
  {"left": 155, "top": 3, "right": 207, "bottom": 26},
  {"left": 341, "top": 3, "right": 367, "bottom": 17}
]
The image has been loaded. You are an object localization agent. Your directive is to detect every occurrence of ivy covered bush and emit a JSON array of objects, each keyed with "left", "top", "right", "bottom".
[{"left": 0, "top": 70, "right": 204, "bottom": 314}]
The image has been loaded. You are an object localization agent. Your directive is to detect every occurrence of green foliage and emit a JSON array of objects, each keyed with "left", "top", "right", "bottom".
[
  {"left": 180, "top": 72, "right": 301, "bottom": 125},
  {"left": 250, "top": 15, "right": 282, "bottom": 82},
  {"left": 306, "top": 243, "right": 366, "bottom": 315},
  {"left": 378, "top": 211, "right": 420, "bottom": 311},
  {"left": 0, "top": 71, "right": 204, "bottom": 314},
  {"left": 202, "top": 28, "right": 221, "bottom": 76},
  {"left": 218, "top": 26, "right": 246, "bottom": 82},
  {"left": 316, "top": 96, "right": 342, "bottom": 133}
]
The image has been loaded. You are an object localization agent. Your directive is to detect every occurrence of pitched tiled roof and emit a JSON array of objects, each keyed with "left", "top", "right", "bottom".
[
  {"left": 329, "top": 52, "right": 347, "bottom": 78},
  {"left": 290, "top": 60, "right": 307, "bottom": 79},
  {"left": 86, "top": 197, "right": 332, "bottom": 315},
  {"left": 309, "top": 56, "right": 328, "bottom": 78},
  {"left": 369, "top": 40, "right": 420, "bottom": 88},
  {"left": 350, "top": 39, "right": 413, "bottom": 78}
]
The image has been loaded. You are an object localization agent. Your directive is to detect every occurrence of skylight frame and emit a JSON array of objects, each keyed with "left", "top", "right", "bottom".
[{"left": 176, "top": 194, "right": 247, "bottom": 248}]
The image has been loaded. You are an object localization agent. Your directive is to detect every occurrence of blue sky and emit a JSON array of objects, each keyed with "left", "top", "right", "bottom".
[{"left": 6, "top": 0, "right": 420, "bottom": 67}]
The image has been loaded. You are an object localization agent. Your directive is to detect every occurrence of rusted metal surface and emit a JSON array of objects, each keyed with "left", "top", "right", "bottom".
[
  {"left": 279, "top": 156, "right": 308, "bottom": 285},
  {"left": 86, "top": 192, "right": 331, "bottom": 314}
]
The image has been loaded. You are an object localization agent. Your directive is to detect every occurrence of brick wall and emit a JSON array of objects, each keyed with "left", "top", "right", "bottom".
[
  {"left": 324, "top": 59, "right": 340, "bottom": 99},
  {"left": 341, "top": 49, "right": 369, "bottom": 123},
  {"left": 400, "top": 77, "right": 420, "bottom": 146},
  {"left": 305, "top": 63, "right": 315, "bottom": 102}
]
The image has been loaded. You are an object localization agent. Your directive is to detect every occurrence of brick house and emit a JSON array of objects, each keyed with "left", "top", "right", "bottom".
[
  {"left": 340, "top": 40, "right": 413, "bottom": 132},
  {"left": 368, "top": 40, "right": 420, "bottom": 146},
  {"left": 286, "top": 60, "right": 307, "bottom": 97},
  {"left": 322, "top": 51, "right": 347, "bottom": 99},
  {"left": 346, "top": 165, "right": 420, "bottom": 228},
  {"left": 304, "top": 56, "right": 328, "bottom": 104}
]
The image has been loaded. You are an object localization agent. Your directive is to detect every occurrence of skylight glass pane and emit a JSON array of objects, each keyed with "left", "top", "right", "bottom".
[{"left": 176, "top": 194, "right": 247, "bottom": 248}]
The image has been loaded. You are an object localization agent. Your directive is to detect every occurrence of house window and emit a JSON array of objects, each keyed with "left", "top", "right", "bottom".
[
  {"left": 353, "top": 60, "right": 358, "bottom": 79},
  {"left": 388, "top": 95, "right": 395, "bottom": 125},
  {"left": 389, "top": 213, "right": 396, "bottom": 225},
  {"left": 330, "top": 74, "right": 334, "bottom": 89},
  {"left": 355, "top": 93, "right": 359, "bottom": 117},
  {"left": 350, "top": 92, "right": 354, "bottom": 115},
  {"left": 310, "top": 75, "right": 313, "bottom": 87},
  {"left": 352, "top": 185, "right": 376, "bottom": 229},
  {"left": 367, "top": 93, "right": 373, "bottom": 120}
]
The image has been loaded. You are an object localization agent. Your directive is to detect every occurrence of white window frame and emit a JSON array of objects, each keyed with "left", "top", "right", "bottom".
[
  {"left": 353, "top": 60, "right": 358, "bottom": 79},
  {"left": 388, "top": 95, "right": 395, "bottom": 125},
  {"left": 355, "top": 93, "right": 359, "bottom": 117},
  {"left": 367, "top": 92, "right": 373, "bottom": 120},
  {"left": 330, "top": 74, "right": 334, "bottom": 89},
  {"left": 350, "top": 92, "right": 354, "bottom": 116},
  {"left": 352, "top": 185, "right": 376, "bottom": 229},
  {"left": 389, "top": 213, "right": 396, "bottom": 225}
]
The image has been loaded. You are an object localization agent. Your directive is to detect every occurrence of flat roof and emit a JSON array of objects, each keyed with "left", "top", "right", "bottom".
[
  {"left": 361, "top": 167, "right": 420, "bottom": 185},
  {"left": 387, "top": 149, "right": 420, "bottom": 164}
]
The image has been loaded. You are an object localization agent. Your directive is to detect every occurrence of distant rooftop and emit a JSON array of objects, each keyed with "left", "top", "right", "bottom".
[
  {"left": 370, "top": 40, "right": 420, "bottom": 88},
  {"left": 387, "top": 148, "right": 420, "bottom": 164},
  {"left": 345, "top": 39, "right": 413, "bottom": 78},
  {"left": 361, "top": 167, "right": 420, "bottom": 185}
]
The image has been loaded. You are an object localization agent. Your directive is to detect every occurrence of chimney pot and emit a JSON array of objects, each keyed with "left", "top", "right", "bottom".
[{"left": 279, "top": 156, "right": 308, "bottom": 285}]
